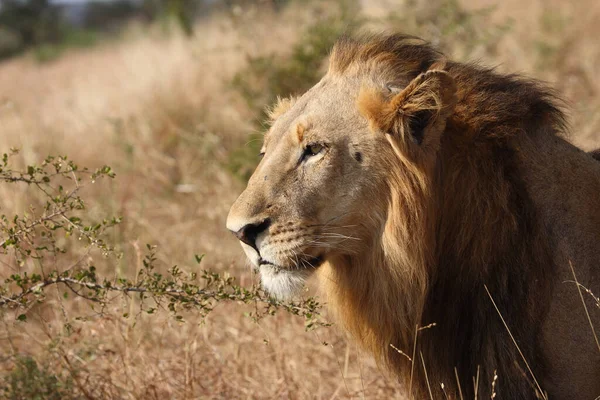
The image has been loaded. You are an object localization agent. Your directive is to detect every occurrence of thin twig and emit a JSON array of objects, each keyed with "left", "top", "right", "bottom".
[
  {"left": 454, "top": 367, "right": 464, "bottom": 400},
  {"left": 0, "top": 209, "right": 66, "bottom": 248},
  {"left": 408, "top": 324, "right": 418, "bottom": 398},
  {"left": 0, "top": 276, "right": 323, "bottom": 318},
  {"left": 568, "top": 261, "right": 600, "bottom": 353},
  {"left": 420, "top": 351, "right": 434, "bottom": 400},
  {"left": 390, "top": 343, "right": 412, "bottom": 362},
  {"left": 484, "top": 285, "right": 547, "bottom": 399}
]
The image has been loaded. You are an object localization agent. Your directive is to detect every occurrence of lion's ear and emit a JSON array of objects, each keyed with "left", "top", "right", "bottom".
[{"left": 359, "top": 70, "right": 456, "bottom": 149}]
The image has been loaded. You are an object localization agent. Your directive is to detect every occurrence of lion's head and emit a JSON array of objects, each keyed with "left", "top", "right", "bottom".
[{"left": 227, "top": 35, "right": 455, "bottom": 300}]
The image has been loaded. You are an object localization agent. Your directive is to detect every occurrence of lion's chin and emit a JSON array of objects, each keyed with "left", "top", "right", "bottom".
[{"left": 259, "top": 264, "right": 313, "bottom": 300}]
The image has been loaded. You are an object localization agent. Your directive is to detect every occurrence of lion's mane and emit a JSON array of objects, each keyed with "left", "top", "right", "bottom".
[{"left": 319, "top": 34, "right": 569, "bottom": 399}]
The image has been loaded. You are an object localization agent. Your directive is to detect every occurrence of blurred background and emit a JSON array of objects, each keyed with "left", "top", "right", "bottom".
[{"left": 0, "top": 0, "right": 599, "bottom": 398}]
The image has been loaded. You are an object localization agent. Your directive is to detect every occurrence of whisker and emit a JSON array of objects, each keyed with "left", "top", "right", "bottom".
[
  {"left": 314, "top": 233, "right": 361, "bottom": 241},
  {"left": 306, "top": 212, "right": 355, "bottom": 228}
]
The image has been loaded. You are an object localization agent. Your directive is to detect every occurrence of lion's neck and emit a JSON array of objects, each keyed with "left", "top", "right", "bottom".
[
  {"left": 320, "top": 146, "right": 552, "bottom": 398},
  {"left": 319, "top": 164, "right": 436, "bottom": 382}
]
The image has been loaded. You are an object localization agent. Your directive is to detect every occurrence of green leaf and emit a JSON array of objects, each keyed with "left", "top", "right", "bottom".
[
  {"left": 194, "top": 254, "right": 205, "bottom": 264},
  {"left": 17, "top": 314, "right": 27, "bottom": 322}
]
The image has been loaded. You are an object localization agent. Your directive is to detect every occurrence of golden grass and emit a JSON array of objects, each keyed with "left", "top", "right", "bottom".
[
  {"left": 1, "top": 0, "right": 599, "bottom": 398},
  {"left": 484, "top": 286, "right": 546, "bottom": 399},
  {"left": 568, "top": 261, "right": 600, "bottom": 354}
]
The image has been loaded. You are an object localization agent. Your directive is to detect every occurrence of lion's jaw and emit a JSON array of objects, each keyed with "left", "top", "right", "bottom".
[
  {"left": 236, "top": 240, "right": 320, "bottom": 300},
  {"left": 258, "top": 264, "right": 313, "bottom": 300}
]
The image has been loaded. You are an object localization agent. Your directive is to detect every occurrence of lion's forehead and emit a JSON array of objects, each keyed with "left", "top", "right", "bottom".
[{"left": 267, "top": 78, "right": 365, "bottom": 143}]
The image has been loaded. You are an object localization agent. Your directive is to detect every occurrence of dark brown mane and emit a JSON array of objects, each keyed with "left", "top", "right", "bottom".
[
  {"left": 330, "top": 33, "right": 567, "bottom": 141},
  {"left": 332, "top": 34, "right": 570, "bottom": 399},
  {"left": 330, "top": 33, "right": 443, "bottom": 79}
]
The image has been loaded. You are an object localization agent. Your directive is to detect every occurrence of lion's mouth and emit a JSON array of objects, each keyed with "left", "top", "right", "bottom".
[{"left": 258, "top": 254, "right": 324, "bottom": 271}]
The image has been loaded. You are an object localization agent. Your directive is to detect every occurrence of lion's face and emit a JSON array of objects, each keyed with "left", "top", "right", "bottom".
[
  {"left": 227, "top": 69, "right": 456, "bottom": 299},
  {"left": 226, "top": 77, "right": 388, "bottom": 298}
]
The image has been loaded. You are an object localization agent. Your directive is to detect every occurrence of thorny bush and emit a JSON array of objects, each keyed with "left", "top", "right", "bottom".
[{"left": 0, "top": 149, "right": 329, "bottom": 328}]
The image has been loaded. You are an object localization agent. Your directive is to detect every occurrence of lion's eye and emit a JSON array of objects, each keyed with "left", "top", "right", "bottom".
[
  {"left": 259, "top": 151, "right": 265, "bottom": 158},
  {"left": 304, "top": 143, "right": 324, "bottom": 158}
]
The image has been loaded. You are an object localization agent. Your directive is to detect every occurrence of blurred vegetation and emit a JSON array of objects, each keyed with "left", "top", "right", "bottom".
[
  {"left": 533, "top": 10, "right": 570, "bottom": 71},
  {"left": 0, "top": 0, "right": 303, "bottom": 62},
  {"left": 142, "top": 0, "right": 199, "bottom": 36},
  {"left": 385, "top": 0, "right": 513, "bottom": 61},
  {"left": 0, "top": 0, "right": 209, "bottom": 61},
  {"left": 232, "top": 0, "right": 360, "bottom": 116},
  {"left": 0, "top": 0, "right": 119, "bottom": 61},
  {"left": 32, "top": 29, "right": 99, "bottom": 63},
  {"left": 1, "top": 356, "right": 75, "bottom": 400},
  {"left": 0, "top": 0, "right": 63, "bottom": 59},
  {"left": 0, "top": 150, "right": 329, "bottom": 396}
]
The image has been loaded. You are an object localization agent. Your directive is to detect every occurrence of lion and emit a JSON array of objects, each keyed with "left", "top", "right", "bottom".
[{"left": 226, "top": 33, "right": 600, "bottom": 399}]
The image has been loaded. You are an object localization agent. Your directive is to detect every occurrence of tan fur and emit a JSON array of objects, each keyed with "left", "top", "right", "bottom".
[
  {"left": 267, "top": 95, "right": 298, "bottom": 122},
  {"left": 227, "top": 33, "right": 600, "bottom": 399},
  {"left": 296, "top": 123, "right": 306, "bottom": 143}
]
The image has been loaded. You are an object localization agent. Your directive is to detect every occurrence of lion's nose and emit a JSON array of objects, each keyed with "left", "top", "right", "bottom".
[{"left": 230, "top": 218, "right": 271, "bottom": 252}]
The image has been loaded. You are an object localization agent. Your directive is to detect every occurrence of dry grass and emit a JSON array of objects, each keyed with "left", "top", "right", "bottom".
[{"left": 0, "top": 0, "right": 599, "bottom": 398}]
